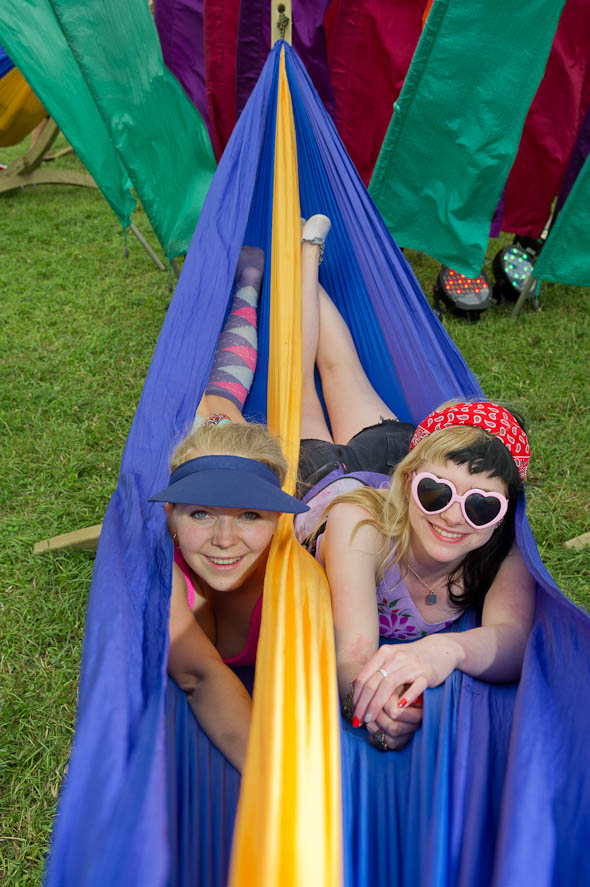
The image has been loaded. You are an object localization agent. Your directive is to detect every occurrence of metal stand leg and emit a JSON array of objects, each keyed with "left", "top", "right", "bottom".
[
  {"left": 512, "top": 274, "right": 537, "bottom": 318},
  {"left": 129, "top": 223, "right": 166, "bottom": 271}
]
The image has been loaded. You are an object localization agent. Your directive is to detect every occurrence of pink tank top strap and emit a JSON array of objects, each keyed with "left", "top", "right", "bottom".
[{"left": 174, "top": 545, "right": 196, "bottom": 609}]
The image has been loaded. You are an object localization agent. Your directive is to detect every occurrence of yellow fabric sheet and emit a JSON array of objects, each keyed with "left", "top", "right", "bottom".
[
  {"left": 229, "top": 50, "right": 343, "bottom": 887},
  {"left": 0, "top": 67, "right": 46, "bottom": 147}
]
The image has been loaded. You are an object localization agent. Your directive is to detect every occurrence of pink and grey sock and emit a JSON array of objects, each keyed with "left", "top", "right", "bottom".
[{"left": 205, "top": 246, "right": 264, "bottom": 410}]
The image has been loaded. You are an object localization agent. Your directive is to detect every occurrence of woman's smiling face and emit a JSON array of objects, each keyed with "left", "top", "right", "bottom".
[
  {"left": 407, "top": 459, "right": 509, "bottom": 570},
  {"left": 169, "top": 504, "right": 279, "bottom": 592}
]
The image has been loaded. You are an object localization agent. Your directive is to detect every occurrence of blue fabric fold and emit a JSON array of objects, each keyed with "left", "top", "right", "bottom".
[
  {"left": 0, "top": 41, "right": 15, "bottom": 78},
  {"left": 45, "top": 41, "right": 590, "bottom": 887}
]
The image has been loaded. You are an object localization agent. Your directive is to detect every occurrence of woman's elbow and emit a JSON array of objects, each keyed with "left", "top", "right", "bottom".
[{"left": 167, "top": 660, "right": 206, "bottom": 695}]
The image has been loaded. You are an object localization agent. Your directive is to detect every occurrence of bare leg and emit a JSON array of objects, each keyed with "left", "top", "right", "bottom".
[
  {"left": 301, "top": 239, "right": 333, "bottom": 441},
  {"left": 315, "top": 287, "right": 397, "bottom": 444}
]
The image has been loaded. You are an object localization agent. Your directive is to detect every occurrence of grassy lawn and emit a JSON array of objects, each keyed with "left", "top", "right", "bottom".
[{"left": 1, "top": 134, "right": 589, "bottom": 885}]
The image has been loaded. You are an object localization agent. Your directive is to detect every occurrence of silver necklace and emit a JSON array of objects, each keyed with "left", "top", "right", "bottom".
[{"left": 406, "top": 562, "right": 448, "bottom": 606}]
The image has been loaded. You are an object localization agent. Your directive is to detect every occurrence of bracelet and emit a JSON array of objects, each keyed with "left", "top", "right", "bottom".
[{"left": 342, "top": 686, "right": 354, "bottom": 722}]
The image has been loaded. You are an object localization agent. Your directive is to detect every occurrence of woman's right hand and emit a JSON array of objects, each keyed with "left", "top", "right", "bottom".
[{"left": 362, "top": 684, "right": 424, "bottom": 750}]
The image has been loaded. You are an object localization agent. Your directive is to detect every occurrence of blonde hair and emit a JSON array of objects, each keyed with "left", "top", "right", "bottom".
[
  {"left": 170, "top": 421, "right": 288, "bottom": 485},
  {"left": 325, "top": 425, "right": 501, "bottom": 583}
]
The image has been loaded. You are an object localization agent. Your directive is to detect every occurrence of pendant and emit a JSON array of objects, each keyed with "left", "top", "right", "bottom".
[{"left": 425, "top": 591, "right": 438, "bottom": 606}]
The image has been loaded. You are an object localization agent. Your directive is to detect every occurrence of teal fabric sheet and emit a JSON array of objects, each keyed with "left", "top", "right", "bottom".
[
  {"left": 0, "top": 0, "right": 216, "bottom": 258},
  {"left": 369, "top": 0, "right": 566, "bottom": 276},
  {"left": 534, "top": 153, "right": 590, "bottom": 285},
  {"left": 0, "top": 2, "right": 135, "bottom": 228}
]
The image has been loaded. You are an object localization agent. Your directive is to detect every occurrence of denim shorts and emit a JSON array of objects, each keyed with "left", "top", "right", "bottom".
[{"left": 297, "top": 419, "right": 415, "bottom": 495}]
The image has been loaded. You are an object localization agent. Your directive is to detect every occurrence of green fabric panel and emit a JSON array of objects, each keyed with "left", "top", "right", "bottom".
[
  {"left": 533, "top": 155, "right": 590, "bottom": 285},
  {"left": 0, "top": 4, "right": 135, "bottom": 227},
  {"left": 369, "top": 0, "right": 566, "bottom": 276},
  {"left": 51, "top": 0, "right": 216, "bottom": 259}
]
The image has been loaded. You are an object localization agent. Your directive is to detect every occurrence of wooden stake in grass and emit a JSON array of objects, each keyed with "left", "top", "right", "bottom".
[
  {"left": 565, "top": 531, "right": 590, "bottom": 551},
  {"left": 33, "top": 524, "right": 102, "bottom": 555}
]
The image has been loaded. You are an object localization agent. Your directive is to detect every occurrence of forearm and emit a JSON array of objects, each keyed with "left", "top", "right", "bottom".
[
  {"left": 449, "top": 622, "right": 530, "bottom": 682},
  {"left": 182, "top": 667, "right": 252, "bottom": 772},
  {"left": 336, "top": 657, "right": 370, "bottom": 704}
]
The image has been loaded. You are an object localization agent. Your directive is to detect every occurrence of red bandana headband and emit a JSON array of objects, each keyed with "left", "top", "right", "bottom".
[{"left": 409, "top": 402, "right": 530, "bottom": 481}]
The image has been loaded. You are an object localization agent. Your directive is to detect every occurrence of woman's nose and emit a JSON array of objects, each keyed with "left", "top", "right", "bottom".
[
  {"left": 442, "top": 501, "right": 465, "bottom": 525},
  {"left": 212, "top": 517, "right": 237, "bottom": 547}
]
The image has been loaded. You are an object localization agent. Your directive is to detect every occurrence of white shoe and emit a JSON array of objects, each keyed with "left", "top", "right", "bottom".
[{"left": 301, "top": 214, "right": 331, "bottom": 263}]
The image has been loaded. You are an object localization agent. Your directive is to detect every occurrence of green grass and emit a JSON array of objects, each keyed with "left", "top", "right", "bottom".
[{"left": 1, "top": 135, "right": 589, "bottom": 885}]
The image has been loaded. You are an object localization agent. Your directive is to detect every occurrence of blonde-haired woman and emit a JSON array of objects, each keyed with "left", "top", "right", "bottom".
[
  {"left": 151, "top": 219, "right": 333, "bottom": 771},
  {"left": 151, "top": 420, "right": 307, "bottom": 772}
]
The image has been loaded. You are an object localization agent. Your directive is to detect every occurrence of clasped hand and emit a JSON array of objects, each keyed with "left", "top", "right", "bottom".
[{"left": 352, "top": 634, "right": 462, "bottom": 750}]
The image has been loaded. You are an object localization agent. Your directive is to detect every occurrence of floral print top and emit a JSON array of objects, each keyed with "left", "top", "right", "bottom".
[
  {"left": 295, "top": 468, "right": 464, "bottom": 640},
  {"left": 376, "top": 561, "right": 462, "bottom": 640}
]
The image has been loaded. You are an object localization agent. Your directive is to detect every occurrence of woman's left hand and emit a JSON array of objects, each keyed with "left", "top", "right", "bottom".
[{"left": 352, "top": 633, "right": 463, "bottom": 727}]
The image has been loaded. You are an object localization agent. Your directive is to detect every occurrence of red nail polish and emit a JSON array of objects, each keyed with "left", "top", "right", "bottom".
[
  {"left": 398, "top": 697, "right": 408, "bottom": 709},
  {"left": 413, "top": 695, "right": 424, "bottom": 708},
  {"left": 352, "top": 716, "right": 361, "bottom": 728}
]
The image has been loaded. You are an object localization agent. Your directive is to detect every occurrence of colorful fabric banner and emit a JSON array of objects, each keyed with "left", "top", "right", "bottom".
[
  {"left": 500, "top": 0, "right": 590, "bottom": 238},
  {"left": 201, "top": 0, "right": 336, "bottom": 161},
  {"left": 533, "top": 151, "right": 590, "bottom": 285},
  {"left": 155, "top": 0, "right": 211, "bottom": 136},
  {"left": 50, "top": 0, "right": 215, "bottom": 259},
  {"left": 0, "top": 4, "right": 135, "bottom": 226},
  {"left": 203, "top": 0, "right": 240, "bottom": 159},
  {"left": 0, "top": 0, "right": 216, "bottom": 256},
  {"left": 369, "top": 0, "right": 566, "bottom": 276},
  {"left": 555, "top": 105, "right": 590, "bottom": 213},
  {"left": 324, "top": 0, "right": 428, "bottom": 186}
]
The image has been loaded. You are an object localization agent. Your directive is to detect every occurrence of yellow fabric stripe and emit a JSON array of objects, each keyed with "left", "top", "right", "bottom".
[
  {"left": 0, "top": 67, "right": 46, "bottom": 147},
  {"left": 229, "top": 49, "right": 342, "bottom": 887}
]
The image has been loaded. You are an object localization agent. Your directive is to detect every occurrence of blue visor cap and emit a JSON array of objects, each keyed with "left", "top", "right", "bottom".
[{"left": 149, "top": 455, "right": 309, "bottom": 514}]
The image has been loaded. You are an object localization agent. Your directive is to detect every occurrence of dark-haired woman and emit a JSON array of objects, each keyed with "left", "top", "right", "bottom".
[
  {"left": 291, "top": 217, "right": 535, "bottom": 751},
  {"left": 304, "top": 401, "right": 535, "bottom": 751}
]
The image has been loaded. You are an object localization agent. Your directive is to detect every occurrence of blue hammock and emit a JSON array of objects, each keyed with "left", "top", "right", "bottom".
[{"left": 45, "top": 44, "right": 590, "bottom": 887}]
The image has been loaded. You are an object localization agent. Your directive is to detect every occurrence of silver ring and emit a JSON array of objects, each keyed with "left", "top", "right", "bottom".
[
  {"left": 379, "top": 667, "right": 388, "bottom": 678},
  {"left": 372, "top": 730, "right": 389, "bottom": 751}
]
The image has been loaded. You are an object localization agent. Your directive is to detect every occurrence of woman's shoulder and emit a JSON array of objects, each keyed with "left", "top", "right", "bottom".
[
  {"left": 327, "top": 498, "right": 378, "bottom": 525},
  {"left": 325, "top": 500, "right": 384, "bottom": 553}
]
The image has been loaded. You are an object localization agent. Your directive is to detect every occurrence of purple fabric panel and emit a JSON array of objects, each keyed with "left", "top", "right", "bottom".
[
  {"left": 555, "top": 105, "right": 590, "bottom": 213},
  {"left": 44, "top": 51, "right": 276, "bottom": 887},
  {"left": 490, "top": 187, "right": 506, "bottom": 238},
  {"left": 236, "top": 0, "right": 271, "bottom": 117},
  {"left": 236, "top": 1, "right": 337, "bottom": 124},
  {"left": 292, "top": 0, "right": 338, "bottom": 125},
  {"left": 154, "top": 0, "right": 211, "bottom": 133}
]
